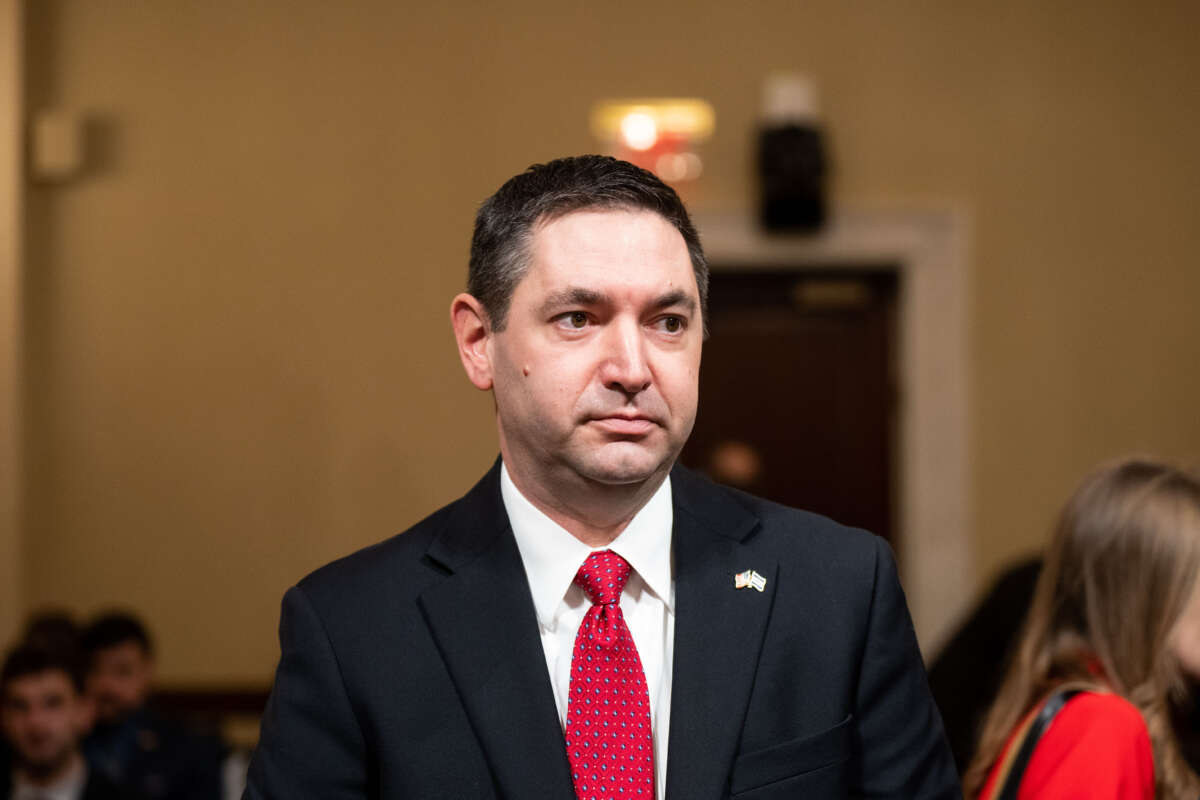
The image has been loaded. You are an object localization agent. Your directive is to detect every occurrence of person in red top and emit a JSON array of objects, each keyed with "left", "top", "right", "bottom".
[
  {"left": 976, "top": 690, "right": 1154, "bottom": 799},
  {"left": 965, "top": 458, "right": 1200, "bottom": 800}
]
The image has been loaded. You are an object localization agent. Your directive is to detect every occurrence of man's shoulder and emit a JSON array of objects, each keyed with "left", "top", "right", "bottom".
[
  {"left": 295, "top": 495, "right": 459, "bottom": 610},
  {"left": 82, "top": 767, "right": 137, "bottom": 800},
  {"left": 296, "top": 461, "right": 504, "bottom": 605}
]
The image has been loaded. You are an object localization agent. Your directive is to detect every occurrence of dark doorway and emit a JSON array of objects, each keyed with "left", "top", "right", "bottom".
[{"left": 681, "top": 268, "right": 899, "bottom": 545}]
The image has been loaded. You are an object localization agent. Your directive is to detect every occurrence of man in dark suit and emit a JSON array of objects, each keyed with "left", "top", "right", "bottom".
[
  {"left": 245, "top": 155, "right": 958, "bottom": 799},
  {"left": 1, "top": 645, "right": 129, "bottom": 800}
]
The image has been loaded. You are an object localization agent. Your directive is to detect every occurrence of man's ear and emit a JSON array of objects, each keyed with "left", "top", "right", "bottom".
[{"left": 450, "top": 293, "right": 495, "bottom": 391}]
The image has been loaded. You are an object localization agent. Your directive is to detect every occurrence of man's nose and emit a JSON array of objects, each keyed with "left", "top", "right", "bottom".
[
  {"left": 600, "top": 319, "right": 651, "bottom": 396},
  {"left": 25, "top": 710, "right": 50, "bottom": 732}
]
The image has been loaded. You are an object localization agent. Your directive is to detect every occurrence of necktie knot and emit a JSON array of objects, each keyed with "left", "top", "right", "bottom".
[{"left": 574, "top": 550, "right": 631, "bottom": 606}]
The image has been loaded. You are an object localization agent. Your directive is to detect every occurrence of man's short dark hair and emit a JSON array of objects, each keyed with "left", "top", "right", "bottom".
[
  {"left": 21, "top": 609, "right": 82, "bottom": 662},
  {"left": 468, "top": 155, "right": 709, "bottom": 332},
  {"left": 81, "top": 611, "right": 153, "bottom": 659},
  {"left": 1, "top": 644, "right": 85, "bottom": 696}
]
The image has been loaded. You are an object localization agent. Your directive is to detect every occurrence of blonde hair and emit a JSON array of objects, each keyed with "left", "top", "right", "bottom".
[{"left": 964, "top": 458, "right": 1200, "bottom": 799}]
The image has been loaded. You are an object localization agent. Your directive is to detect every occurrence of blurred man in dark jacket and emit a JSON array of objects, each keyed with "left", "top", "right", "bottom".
[
  {"left": 1, "top": 644, "right": 129, "bottom": 800},
  {"left": 81, "top": 614, "right": 222, "bottom": 800}
]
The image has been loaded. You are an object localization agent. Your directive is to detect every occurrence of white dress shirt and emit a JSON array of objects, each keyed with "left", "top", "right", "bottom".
[
  {"left": 10, "top": 755, "right": 88, "bottom": 800},
  {"left": 502, "top": 463, "right": 675, "bottom": 800}
]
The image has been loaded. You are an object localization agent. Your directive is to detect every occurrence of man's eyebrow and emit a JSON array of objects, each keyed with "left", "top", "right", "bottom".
[
  {"left": 652, "top": 290, "right": 697, "bottom": 314},
  {"left": 538, "top": 287, "right": 607, "bottom": 315},
  {"left": 537, "top": 287, "right": 698, "bottom": 315}
]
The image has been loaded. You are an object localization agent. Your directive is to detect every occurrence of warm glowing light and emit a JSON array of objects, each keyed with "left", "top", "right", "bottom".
[
  {"left": 590, "top": 98, "right": 714, "bottom": 184},
  {"left": 620, "top": 112, "right": 658, "bottom": 151},
  {"left": 590, "top": 99, "right": 715, "bottom": 144},
  {"left": 655, "top": 152, "right": 703, "bottom": 182}
]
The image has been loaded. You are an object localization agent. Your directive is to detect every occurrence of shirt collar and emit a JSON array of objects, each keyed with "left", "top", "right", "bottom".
[
  {"left": 11, "top": 756, "right": 87, "bottom": 800},
  {"left": 501, "top": 462, "right": 674, "bottom": 628}
]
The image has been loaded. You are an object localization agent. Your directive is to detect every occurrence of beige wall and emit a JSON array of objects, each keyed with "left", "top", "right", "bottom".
[{"left": 19, "top": 0, "right": 1200, "bottom": 682}]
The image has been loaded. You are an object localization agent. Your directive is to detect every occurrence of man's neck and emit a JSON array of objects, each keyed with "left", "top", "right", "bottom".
[
  {"left": 15, "top": 750, "right": 85, "bottom": 790},
  {"left": 501, "top": 458, "right": 670, "bottom": 548}
]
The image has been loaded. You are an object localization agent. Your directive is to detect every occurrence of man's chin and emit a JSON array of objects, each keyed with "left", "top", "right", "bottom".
[
  {"left": 20, "top": 749, "right": 74, "bottom": 779},
  {"left": 574, "top": 445, "right": 674, "bottom": 486}
]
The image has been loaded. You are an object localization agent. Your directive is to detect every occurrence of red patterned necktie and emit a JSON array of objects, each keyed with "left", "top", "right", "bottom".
[{"left": 565, "top": 550, "right": 655, "bottom": 800}]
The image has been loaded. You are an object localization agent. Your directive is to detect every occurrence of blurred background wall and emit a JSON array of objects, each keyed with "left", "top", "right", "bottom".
[
  {"left": 2, "top": 0, "right": 22, "bottom": 645},
  {"left": 8, "top": 0, "right": 1200, "bottom": 685}
]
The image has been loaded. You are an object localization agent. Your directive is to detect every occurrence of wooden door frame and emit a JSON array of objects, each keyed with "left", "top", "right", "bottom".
[
  {"left": 692, "top": 207, "right": 971, "bottom": 654},
  {"left": 1, "top": 0, "right": 24, "bottom": 646}
]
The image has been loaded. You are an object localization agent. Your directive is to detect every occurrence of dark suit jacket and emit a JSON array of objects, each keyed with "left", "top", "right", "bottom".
[
  {"left": 84, "top": 708, "right": 224, "bottom": 800},
  {"left": 82, "top": 770, "right": 134, "bottom": 800},
  {"left": 245, "top": 461, "right": 958, "bottom": 799}
]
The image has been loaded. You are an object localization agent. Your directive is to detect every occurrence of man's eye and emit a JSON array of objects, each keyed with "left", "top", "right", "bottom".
[
  {"left": 658, "top": 316, "right": 685, "bottom": 333},
  {"left": 561, "top": 312, "right": 588, "bottom": 329}
]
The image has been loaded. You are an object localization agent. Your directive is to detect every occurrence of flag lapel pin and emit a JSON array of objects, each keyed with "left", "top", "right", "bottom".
[{"left": 735, "top": 569, "right": 767, "bottom": 592}]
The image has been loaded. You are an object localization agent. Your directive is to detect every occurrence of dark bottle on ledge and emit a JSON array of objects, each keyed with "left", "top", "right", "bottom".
[{"left": 758, "top": 74, "right": 828, "bottom": 233}]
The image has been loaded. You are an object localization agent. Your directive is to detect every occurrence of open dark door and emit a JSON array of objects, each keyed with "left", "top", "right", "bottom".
[{"left": 681, "top": 269, "right": 899, "bottom": 545}]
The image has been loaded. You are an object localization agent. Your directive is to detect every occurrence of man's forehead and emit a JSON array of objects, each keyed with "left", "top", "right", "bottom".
[
  {"left": 5, "top": 670, "right": 75, "bottom": 698},
  {"left": 525, "top": 208, "right": 696, "bottom": 289},
  {"left": 96, "top": 640, "right": 148, "bottom": 660}
]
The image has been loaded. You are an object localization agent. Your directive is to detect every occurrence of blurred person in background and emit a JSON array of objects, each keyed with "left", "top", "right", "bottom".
[
  {"left": 1, "top": 611, "right": 85, "bottom": 787},
  {"left": 964, "top": 458, "right": 1200, "bottom": 799},
  {"left": 1, "top": 644, "right": 128, "bottom": 800},
  {"left": 21, "top": 613, "right": 83, "bottom": 668},
  {"left": 927, "top": 556, "right": 1042, "bottom": 773},
  {"left": 81, "top": 613, "right": 222, "bottom": 800}
]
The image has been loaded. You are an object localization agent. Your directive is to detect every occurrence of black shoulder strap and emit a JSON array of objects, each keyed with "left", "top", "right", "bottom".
[{"left": 995, "top": 689, "right": 1085, "bottom": 800}]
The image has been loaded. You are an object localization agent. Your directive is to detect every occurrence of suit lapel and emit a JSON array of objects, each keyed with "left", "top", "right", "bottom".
[
  {"left": 666, "top": 467, "right": 777, "bottom": 800},
  {"left": 417, "top": 462, "right": 576, "bottom": 800}
]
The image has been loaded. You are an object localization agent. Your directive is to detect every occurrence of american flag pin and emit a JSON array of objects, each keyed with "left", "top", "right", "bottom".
[{"left": 735, "top": 569, "right": 767, "bottom": 592}]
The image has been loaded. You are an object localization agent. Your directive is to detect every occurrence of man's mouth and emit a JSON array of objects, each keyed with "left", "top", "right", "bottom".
[{"left": 588, "top": 414, "right": 659, "bottom": 435}]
